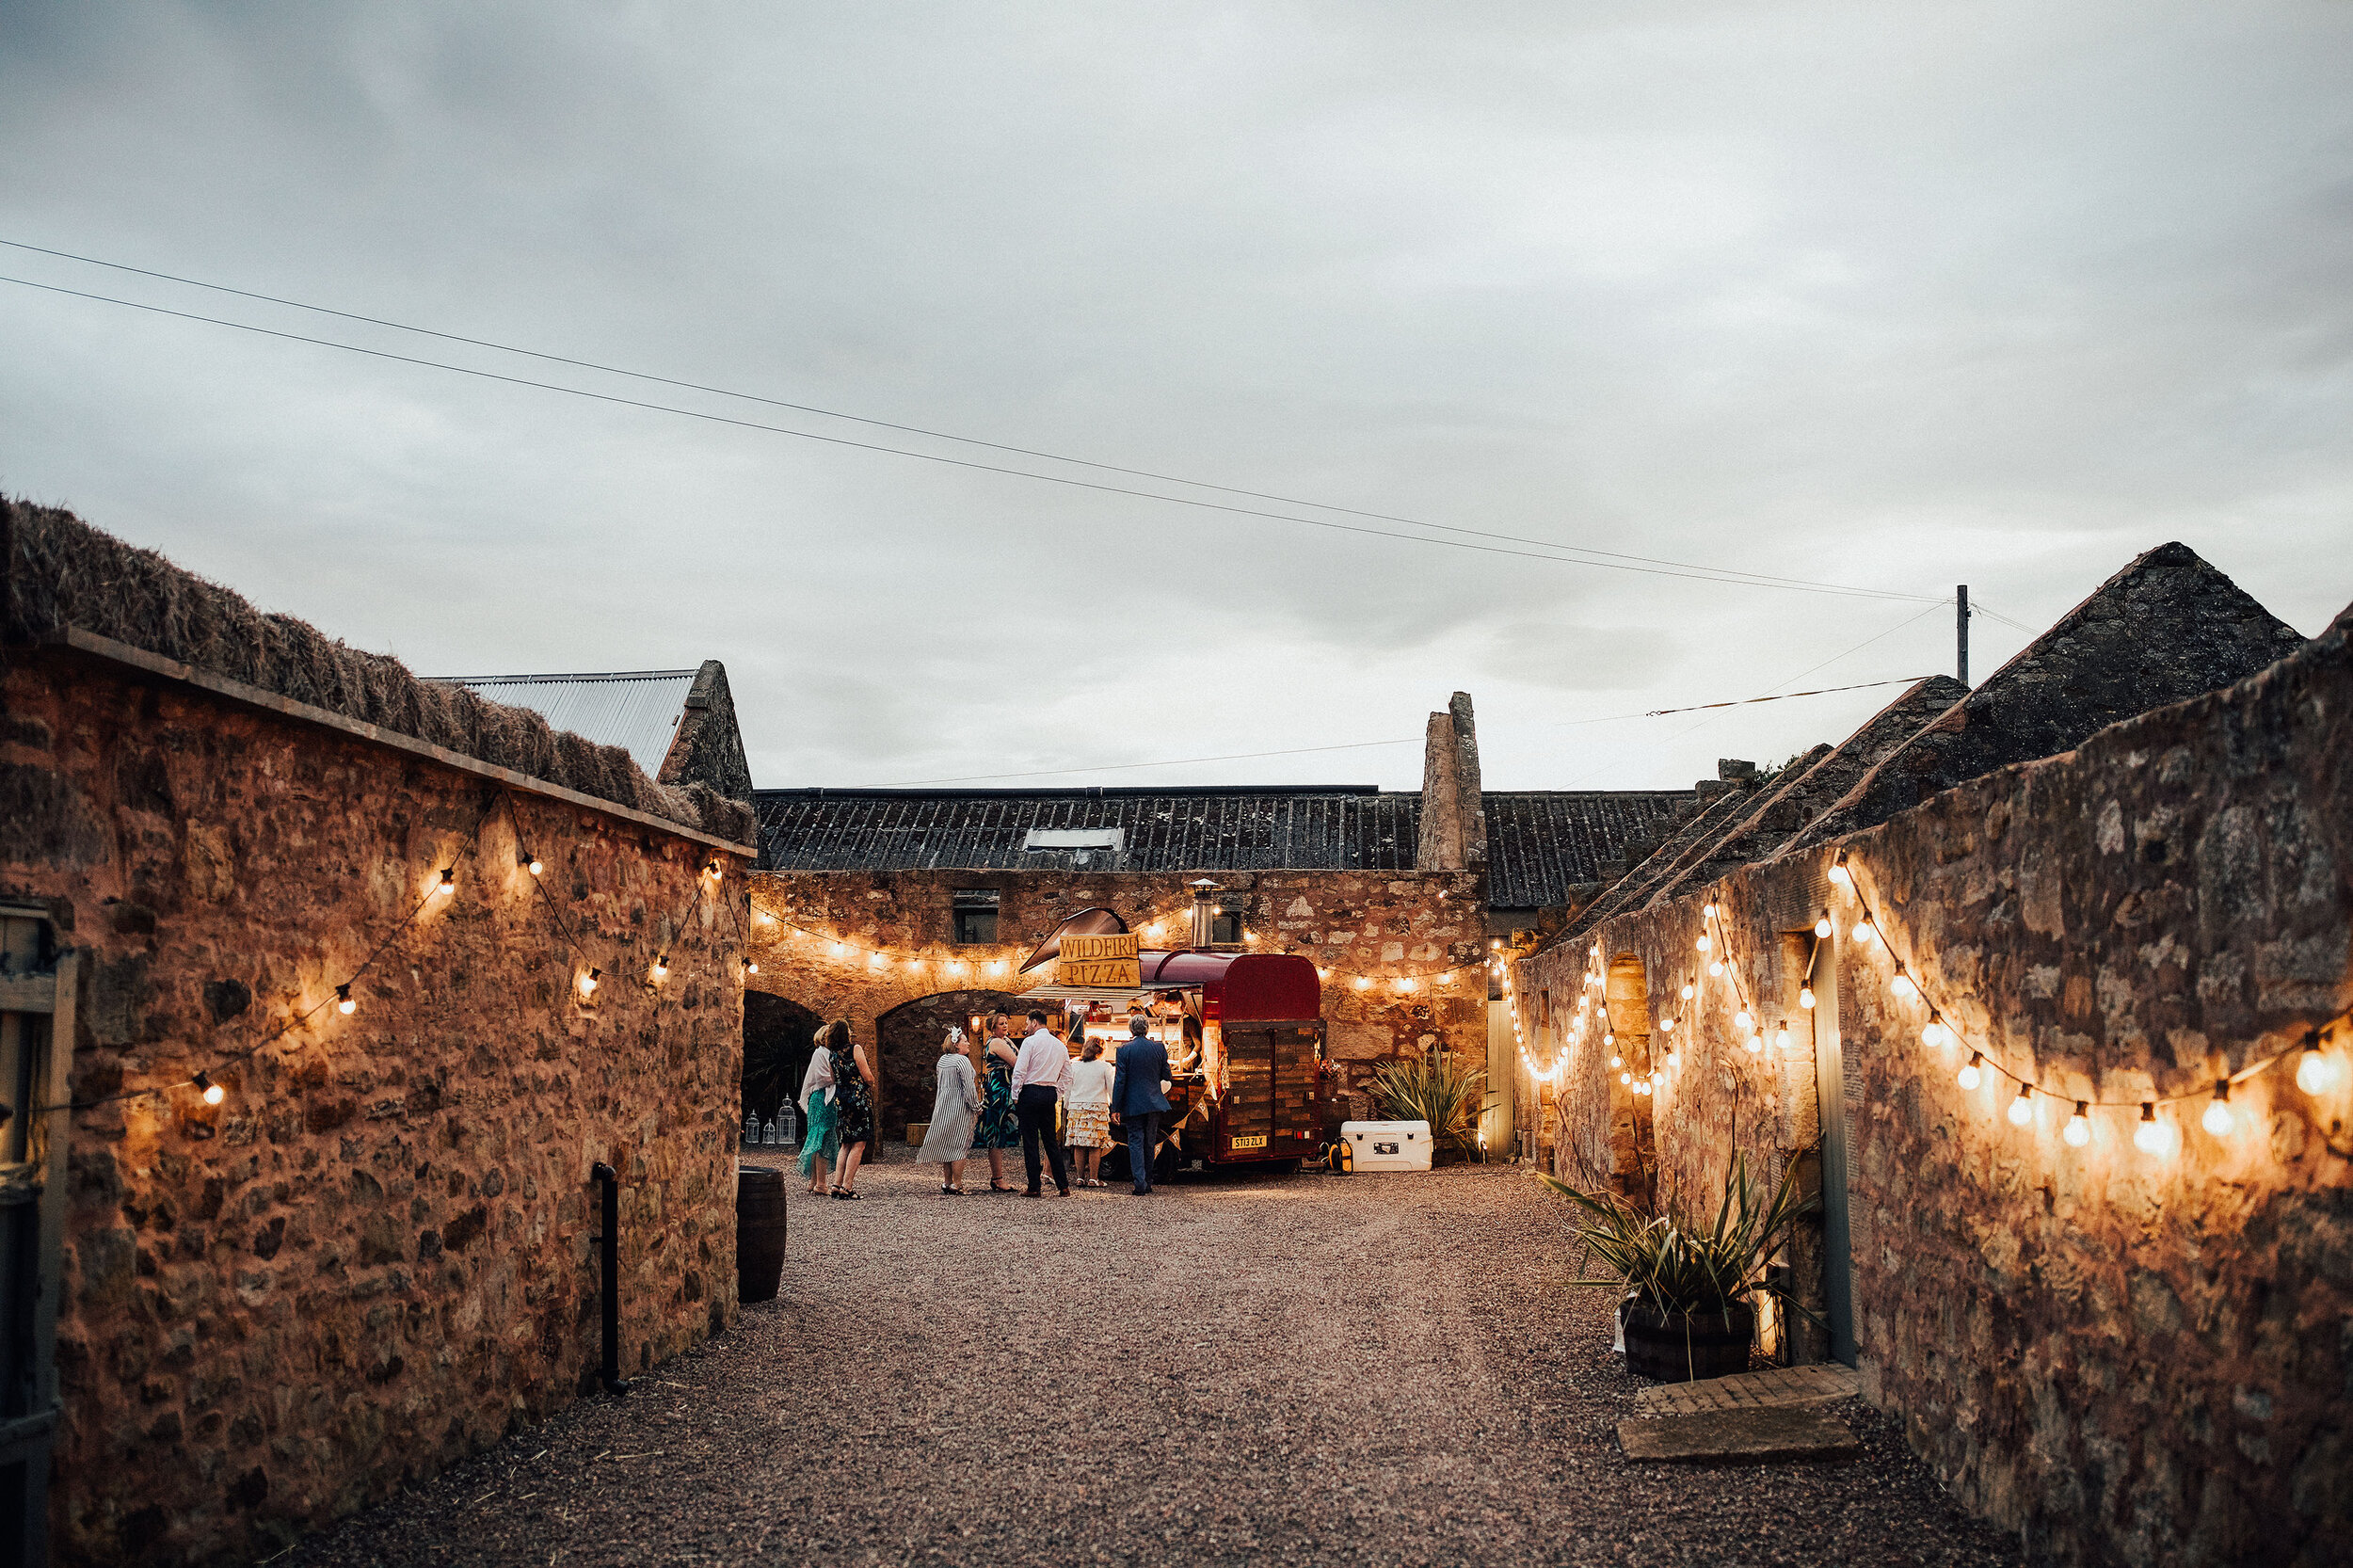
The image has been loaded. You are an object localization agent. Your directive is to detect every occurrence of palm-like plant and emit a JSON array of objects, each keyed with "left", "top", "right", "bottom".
[
  {"left": 1541, "top": 1152, "right": 1819, "bottom": 1323},
  {"left": 1371, "top": 1053, "right": 1486, "bottom": 1158}
]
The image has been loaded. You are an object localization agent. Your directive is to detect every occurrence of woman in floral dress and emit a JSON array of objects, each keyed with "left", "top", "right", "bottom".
[
  {"left": 973, "top": 1011, "right": 1022, "bottom": 1192},
  {"left": 822, "top": 1019, "right": 876, "bottom": 1199}
]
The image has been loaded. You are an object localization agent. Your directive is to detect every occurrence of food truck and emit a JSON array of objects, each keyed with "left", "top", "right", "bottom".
[{"left": 1002, "top": 909, "right": 1332, "bottom": 1183}]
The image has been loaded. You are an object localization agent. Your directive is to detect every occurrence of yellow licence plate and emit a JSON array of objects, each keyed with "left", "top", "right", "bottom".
[{"left": 1230, "top": 1135, "right": 1268, "bottom": 1150}]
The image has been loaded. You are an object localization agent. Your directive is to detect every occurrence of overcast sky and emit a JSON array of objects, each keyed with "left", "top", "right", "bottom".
[{"left": 4, "top": 3, "right": 2349, "bottom": 792}]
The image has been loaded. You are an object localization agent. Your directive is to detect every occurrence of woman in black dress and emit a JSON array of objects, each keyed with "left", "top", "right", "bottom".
[{"left": 823, "top": 1019, "right": 876, "bottom": 1199}]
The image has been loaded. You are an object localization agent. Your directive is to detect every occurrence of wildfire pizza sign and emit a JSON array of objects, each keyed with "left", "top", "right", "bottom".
[{"left": 1055, "top": 932, "right": 1141, "bottom": 988}]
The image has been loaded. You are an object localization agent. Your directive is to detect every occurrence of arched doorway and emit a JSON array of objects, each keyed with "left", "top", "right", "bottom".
[
  {"left": 875, "top": 989, "right": 1031, "bottom": 1141},
  {"left": 744, "top": 991, "right": 823, "bottom": 1128}
]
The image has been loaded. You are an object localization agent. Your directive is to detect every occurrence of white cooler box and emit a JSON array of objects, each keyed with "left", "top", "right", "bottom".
[{"left": 1342, "top": 1120, "right": 1433, "bottom": 1173}]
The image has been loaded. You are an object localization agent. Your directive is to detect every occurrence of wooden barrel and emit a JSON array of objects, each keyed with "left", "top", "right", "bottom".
[
  {"left": 736, "top": 1163, "right": 788, "bottom": 1304},
  {"left": 1623, "top": 1302, "right": 1754, "bottom": 1383}
]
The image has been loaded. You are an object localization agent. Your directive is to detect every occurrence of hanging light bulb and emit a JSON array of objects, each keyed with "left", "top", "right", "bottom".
[
  {"left": 1921, "top": 1020, "right": 1952, "bottom": 1049},
  {"left": 1696, "top": 934, "right": 1712, "bottom": 953},
  {"left": 1490, "top": 937, "right": 1502, "bottom": 950},
  {"left": 526, "top": 855, "right": 544, "bottom": 877},
  {"left": 2007, "top": 1084, "right": 2035, "bottom": 1127},
  {"left": 1702, "top": 903, "right": 1718, "bottom": 920},
  {"left": 434, "top": 869, "right": 456, "bottom": 897},
  {"left": 830, "top": 941, "right": 846, "bottom": 957},
  {"left": 1814, "top": 916, "right": 1832, "bottom": 939},
  {"left": 2297, "top": 1035, "right": 2338, "bottom": 1095},
  {"left": 1890, "top": 972, "right": 1920, "bottom": 1002},
  {"left": 651, "top": 954, "right": 671, "bottom": 983},
  {"left": 1395, "top": 978, "right": 1417, "bottom": 993},
  {"left": 2201, "top": 1082, "right": 2234, "bottom": 1137},
  {"left": 1852, "top": 919, "right": 1876, "bottom": 944},
  {"left": 1353, "top": 976, "right": 1370, "bottom": 990},
  {"left": 1659, "top": 1016, "right": 1675, "bottom": 1033},
  {"left": 705, "top": 860, "right": 723, "bottom": 880},
  {"left": 1958, "top": 1052, "right": 1983, "bottom": 1091},
  {"left": 1665, "top": 1049, "right": 1681, "bottom": 1067},
  {"left": 2133, "top": 1104, "right": 2170, "bottom": 1156},
  {"left": 336, "top": 984, "right": 356, "bottom": 1016},
  {"left": 1734, "top": 1009, "right": 1753, "bottom": 1032},
  {"left": 1680, "top": 984, "right": 1695, "bottom": 1001},
  {"left": 1775, "top": 1026, "right": 1792, "bottom": 1053},
  {"left": 195, "top": 1070, "right": 225, "bottom": 1107},
  {"left": 1620, "top": 1071, "right": 1632, "bottom": 1085},
  {"left": 1744, "top": 1034, "right": 1764, "bottom": 1054},
  {"left": 1317, "top": 967, "right": 1332, "bottom": 980},
  {"left": 1610, "top": 1054, "right": 1623, "bottom": 1068},
  {"left": 988, "top": 960, "right": 1007, "bottom": 975},
  {"left": 580, "top": 968, "right": 600, "bottom": 997},
  {"left": 1799, "top": 985, "right": 1817, "bottom": 1011},
  {"left": 744, "top": 959, "right": 760, "bottom": 976},
  {"left": 1603, "top": 1032, "right": 1614, "bottom": 1048},
  {"left": 1827, "top": 853, "right": 1852, "bottom": 888},
  {"left": 2062, "top": 1102, "right": 2091, "bottom": 1146},
  {"left": 1708, "top": 961, "right": 1724, "bottom": 977}
]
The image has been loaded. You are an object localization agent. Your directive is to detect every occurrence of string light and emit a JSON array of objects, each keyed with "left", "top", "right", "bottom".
[
  {"left": 1659, "top": 1016, "right": 1675, "bottom": 1032},
  {"left": 1814, "top": 915, "right": 1832, "bottom": 939},
  {"left": 1620, "top": 1071, "right": 1632, "bottom": 1085},
  {"left": 1744, "top": 1033, "right": 1764, "bottom": 1055},
  {"left": 1665, "top": 1049, "right": 1680, "bottom": 1067},
  {"left": 195, "top": 1071, "right": 225, "bottom": 1107},
  {"left": 1890, "top": 972, "right": 1920, "bottom": 1002},
  {"left": 2063, "top": 1102, "right": 2091, "bottom": 1146},
  {"left": 1734, "top": 1009, "right": 1753, "bottom": 1032},
  {"left": 1827, "top": 852, "right": 1852, "bottom": 888},
  {"left": 1774, "top": 1026, "right": 1792, "bottom": 1053},
  {"left": 434, "top": 869, "right": 456, "bottom": 897},
  {"left": 1708, "top": 960, "right": 1724, "bottom": 977},
  {"left": 1680, "top": 983, "right": 1694, "bottom": 1001},
  {"left": 1851, "top": 919, "right": 1876, "bottom": 945},
  {"left": 1921, "top": 1019, "right": 1953, "bottom": 1049},
  {"left": 705, "top": 859, "right": 723, "bottom": 880},
  {"left": 335, "top": 984, "right": 356, "bottom": 1016},
  {"left": 1799, "top": 985, "right": 1817, "bottom": 1010},
  {"left": 1959, "top": 1052, "right": 1984, "bottom": 1091},
  {"left": 580, "top": 968, "right": 600, "bottom": 997},
  {"left": 1696, "top": 934, "right": 1712, "bottom": 953},
  {"left": 2134, "top": 1104, "right": 2171, "bottom": 1156},
  {"left": 1394, "top": 978, "right": 1417, "bottom": 993},
  {"left": 2297, "top": 1033, "right": 2339, "bottom": 1094},
  {"left": 2007, "top": 1084, "right": 2035, "bottom": 1127},
  {"left": 1610, "top": 1054, "right": 1623, "bottom": 1068},
  {"left": 2201, "top": 1082, "right": 2234, "bottom": 1137},
  {"left": 1702, "top": 903, "right": 1718, "bottom": 920},
  {"left": 525, "top": 855, "right": 544, "bottom": 877}
]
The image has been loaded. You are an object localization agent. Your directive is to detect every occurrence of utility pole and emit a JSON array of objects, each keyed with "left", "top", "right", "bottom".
[{"left": 1957, "top": 585, "right": 1970, "bottom": 686}]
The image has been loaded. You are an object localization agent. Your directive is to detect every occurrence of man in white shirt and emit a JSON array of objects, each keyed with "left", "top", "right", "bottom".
[{"left": 1010, "top": 1009, "right": 1074, "bottom": 1196}]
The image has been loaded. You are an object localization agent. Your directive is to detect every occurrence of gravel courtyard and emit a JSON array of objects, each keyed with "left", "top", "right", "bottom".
[{"left": 284, "top": 1159, "right": 2015, "bottom": 1568}]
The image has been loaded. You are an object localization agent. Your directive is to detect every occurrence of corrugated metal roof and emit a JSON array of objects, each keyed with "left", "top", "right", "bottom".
[
  {"left": 756, "top": 785, "right": 1693, "bottom": 904},
  {"left": 1482, "top": 792, "right": 1697, "bottom": 910},
  {"left": 434, "top": 670, "right": 698, "bottom": 779}
]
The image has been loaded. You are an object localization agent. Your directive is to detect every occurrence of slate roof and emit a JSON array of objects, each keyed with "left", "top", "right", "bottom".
[
  {"left": 1482, "top": 792, "right": 1698, "bottom": 910},
  {"left": 432, "top": 670, "right": 699, "bottom": 780},
  {"left": 756, "top": 785, "right": 1693, "bottom": 902}
]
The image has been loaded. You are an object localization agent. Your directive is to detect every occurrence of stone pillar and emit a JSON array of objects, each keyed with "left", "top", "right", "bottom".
[
  {"left": 1417, "top": 710, "right": 1464, "bottom": 870},
  {"left": 1450, "top": 692, "right": 1486, "bottom": 872}
]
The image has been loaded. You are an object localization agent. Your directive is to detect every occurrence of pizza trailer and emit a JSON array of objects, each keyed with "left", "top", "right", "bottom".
[{"left": 1006, "top": 901, "right": 1333, "bottom": 1184}]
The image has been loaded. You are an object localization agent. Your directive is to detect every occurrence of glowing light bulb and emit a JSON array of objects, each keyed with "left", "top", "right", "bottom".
[
  {"left": 2134, "top": 1104, "right": 2170, "bottom": 1156},
  {"left": 1680, "top": 984, "right": 1695, "bottom": 1001},
  {"left": 1852, "top": 920, "right": 1876, "bottom": 944},
  {"left": 434, "top": 869, "right": 456, "bottom": 897},
  {"left": 1744, "top": 1034, "right": 1764, "bottom": 1054},
  {"left": 2063, "top": 1102, "right": 2090, "bottom": 1146},
  {"left": 705, "top": 860, "right": 723, "bottom": 880},
  {"left": 1922, "top": 1020, "right": 1952, "bottom": 1049},
  {"left": 1395, "top": 979, "right": 1417, "bottom": 993},
  {"left": 2201, "top": 1083, "right": 2234, "bottom": 1137},
  {"left": 1827, "top": 856, "right": 1852, "bottom": 888},
  {"left": 527, "top": 856, "right": 544, "bottom": 877},
  {"left": 1317, "top": 968, "right": 1332, "bottom": 980},
  {"left": 1353, "top": 976, "right": 1370, "bottom": 991},
  {"left": 989, "top": 961, "right": 1007, "bottom": 975},
  {"left": 196, "top": 1072, "right": 225, "bottom": 1107},
  {"left": 1958, "top": 1052, "right": 1983, "bottom": 1091},
  {"left": 1620, "top": 1071, "right": 1632, "bottom": 1085},
  {"left": 1665, "top": 1050, "right": 1680, "bottom": 1067},
  {"left": 1708, "top": 961, "right": 1724, "bottom": 977},
  {"left": 1490, "top": 938, "right": 1501, "bottom": 950},
  {"left": 1799, "top": 986, "right": 1817, "bottom": 1011},
  {"left": 1660, "top": 1016, "right": 1675, "bottom": 1033},
  {"left": 1814, "top": 917, "right": 1832, "bottom": 939},
  {"left": 1890, "top": 973, "right": 1920, "bottom": 1002},
  {"left": 2007, "top": 1085, "right": 2034, "bottom": 1127},
  {"left": 2297, "top": 1040, "right": 2338, "bottom": 1095},
  {"left": 1734, "top": 1009, "right": 1753, "bottom": 1032},
  {"left": 336, "top": 984, "right": 356, "bottom": 1016},
  {"left": 1696, "top": 935, "right": 1712, "bottom": 953},
  {"left": 744, "top": 960, "right": 760, "bottom": 976},
  {"left": 830, "top": 941, "right": 846, "bottom": 957},
  {"left": 1775, "top": 1027, "right": 1792, "bottom": 1053},
  {"left": 580, "top": 968, "right": 600, "bottom": 997},
  {"left": 1702, "top": 903, "right": 1718, "bottom": 920},
  {"left": 1604, "top": 1032, "right": 1614, "bottom": 1048},
  {"left": 1610, "top": 1054, "right": 1623, "bottom": 1069},
  {"left": 651, "top": 955, "right": 671, "bottom": 983}
]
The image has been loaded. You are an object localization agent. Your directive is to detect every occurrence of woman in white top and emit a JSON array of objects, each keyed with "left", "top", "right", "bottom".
[
  {"left": 796, "top": 1037, "right": 840, "bottom": 1194},
  {"left": 1063, "top": 1040, "right": 1118, "bottom": 1189},
  {"left": 915, "top": 1028, "right": 981, "bottom": 1193}
]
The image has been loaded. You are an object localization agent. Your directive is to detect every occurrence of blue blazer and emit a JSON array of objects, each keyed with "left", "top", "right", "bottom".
[{"left": 1111, "top": 1036, "right": 1173, "bottom": 1116}]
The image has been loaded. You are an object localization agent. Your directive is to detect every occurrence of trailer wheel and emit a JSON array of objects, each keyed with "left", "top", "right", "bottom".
[{"left": 1152, "top": 1144, "right": 1184, "bottom": 1184}]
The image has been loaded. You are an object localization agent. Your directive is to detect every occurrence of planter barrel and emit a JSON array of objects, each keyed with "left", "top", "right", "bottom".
[
  {"left": 736, "top": 1162, "right": 788, "bottom": 1304},
  {"left": 1623, "top": 1301, "right": 1755, "bottom": 1383}
]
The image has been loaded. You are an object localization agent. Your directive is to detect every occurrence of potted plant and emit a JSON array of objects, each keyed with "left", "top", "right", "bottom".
[
  {"left": 1371, "top": 1054, "right": 1486, "bottom": 1164},
  {"left": 1541, "top": 1152, "right": 1818, "bottom": 1382}
]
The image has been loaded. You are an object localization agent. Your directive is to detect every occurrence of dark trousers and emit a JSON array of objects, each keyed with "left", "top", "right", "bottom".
[
  {"left": 1016, "top": 1085, "right": 1070, "bottom": 1193},
  {"left": 1124, "top": 1110, "right": 1162, "bottom": 1192}
]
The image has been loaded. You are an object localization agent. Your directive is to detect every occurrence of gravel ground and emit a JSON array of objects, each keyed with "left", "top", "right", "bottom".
[{"left": 281, "top": 1160, "right": 2019, "bottom": 1568}]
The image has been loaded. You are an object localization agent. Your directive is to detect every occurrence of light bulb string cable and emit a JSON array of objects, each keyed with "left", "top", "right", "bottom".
[
  {"left": 47, "top": 788, "right": 503, "bottom": 1112},
  {"left": 508, "top": 788, "right": 737, "bottom": 988},
  {"left": 1839, "top": 858, "right": 2325, "bottom": 1112}
]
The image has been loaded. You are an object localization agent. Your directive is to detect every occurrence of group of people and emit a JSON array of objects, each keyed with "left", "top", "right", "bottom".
[{"left": 792, "top": 1006, "right": 1173, "bottom": 1200}]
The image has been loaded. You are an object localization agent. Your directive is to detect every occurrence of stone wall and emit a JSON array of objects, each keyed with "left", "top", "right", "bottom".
[
  {"left": 748, "top": 867, "right": 1486, "bottom": 1136},
  {"left": 1, "top": 644, "right": 746, "bottom": 1566},
  {"left": 1518, "top": 608, "right": 2353, "bottom": 1567}
]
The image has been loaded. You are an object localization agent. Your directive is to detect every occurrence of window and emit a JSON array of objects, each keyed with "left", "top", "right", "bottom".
[
  {"left": 1210, "top": 893, "right": 1246, "bottom": 945},
  {"left": 952, "top": 888, "right": 999, "bottom": 945}
]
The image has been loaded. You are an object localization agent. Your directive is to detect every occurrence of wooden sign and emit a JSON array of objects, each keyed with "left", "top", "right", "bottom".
[{"left": 1055, "top": 931, "right": 1140, "bottom": 988}]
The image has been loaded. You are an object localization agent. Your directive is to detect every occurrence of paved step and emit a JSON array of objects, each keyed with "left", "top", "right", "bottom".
[
  {"left": 1629, "top": 1362, "right": 1860, "bottom": 1417},
  {"left": 1618, "top": 1404, "right": 1863, "bottom": 1464}
]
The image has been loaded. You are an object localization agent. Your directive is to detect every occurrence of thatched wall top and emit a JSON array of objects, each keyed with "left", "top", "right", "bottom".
[{"left": 2, "top": 498, "right": 755, "bottom": 844}]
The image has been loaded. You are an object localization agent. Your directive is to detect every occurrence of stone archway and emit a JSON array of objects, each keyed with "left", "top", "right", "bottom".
[
  {"left": 875, "top": 989, "right": 1031, "bottom": 1141},
  {"left": 744, "top": 990, "right": 823, "bottom": 1125}
]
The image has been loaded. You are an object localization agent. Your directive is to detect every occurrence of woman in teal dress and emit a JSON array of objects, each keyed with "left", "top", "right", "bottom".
[
  {"left": 973, "top": 1012, "right": 1022, "bottom": 1192},
  {"left": 796, "top": 1033, "right": 840, "bottom": 1192}
]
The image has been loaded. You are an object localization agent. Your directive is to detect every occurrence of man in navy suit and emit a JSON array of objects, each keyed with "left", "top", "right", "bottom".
[{"left": 1110, "top": 1016, "right": 1173, "bottom": 1195}]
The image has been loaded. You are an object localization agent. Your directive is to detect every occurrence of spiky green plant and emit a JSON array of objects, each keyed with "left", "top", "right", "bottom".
[
  {"left": 1540, "top": 1152, "right": 1820, "bottom": 1323},
  {"left": 1371, "top": 1053, "right": 1486, "bottom": 1158}
]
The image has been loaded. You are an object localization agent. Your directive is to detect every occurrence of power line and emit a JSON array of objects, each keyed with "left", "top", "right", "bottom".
[
  {"left": 0, "top": 248, "right": 1942, "bottom": 603},
  {"left": 864, "top": 671, "right": 1945, "bottom": 787}
]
